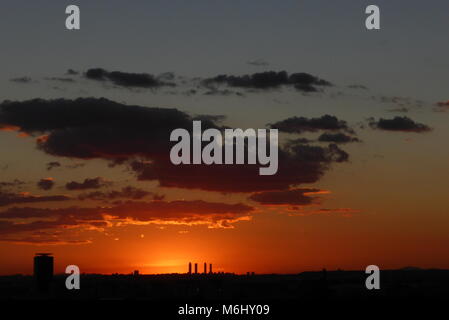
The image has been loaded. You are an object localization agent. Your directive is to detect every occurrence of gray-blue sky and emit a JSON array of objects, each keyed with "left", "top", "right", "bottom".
[{"left": 1, "top": 0, "right": 448, "bottom": 101}]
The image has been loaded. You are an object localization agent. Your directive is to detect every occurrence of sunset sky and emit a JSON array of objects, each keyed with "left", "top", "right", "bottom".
[{"left": 1, "top": 0, "right": 448, "bottom": 275}]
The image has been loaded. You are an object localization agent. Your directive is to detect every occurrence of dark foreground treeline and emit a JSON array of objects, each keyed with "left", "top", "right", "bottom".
[{"left": 1, "top": 269, "right": 449, "bottom": 301}]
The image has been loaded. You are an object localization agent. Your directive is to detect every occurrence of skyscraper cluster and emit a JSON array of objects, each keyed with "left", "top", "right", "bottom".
[{"left": 188, "top": 262, "right": 213, "bottom": 275}]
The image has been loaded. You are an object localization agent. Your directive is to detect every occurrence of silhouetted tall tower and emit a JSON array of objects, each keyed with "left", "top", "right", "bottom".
[
  {"left": 204, "top": 262, "right": 207, "bottom": 274},
  {"left": 34, "top": 253, "right": 53, "bottom": 292},
  {"left": 194, "top": 263, "right": 198, "bottom": 274},
  {"left": 188, "top": 262, "right": 192, "bottom": 274},
  {"left": 209, "top": 263, "right": 212, "bottom": 274}
]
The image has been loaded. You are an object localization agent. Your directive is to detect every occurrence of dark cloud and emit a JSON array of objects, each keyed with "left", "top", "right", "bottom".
[
  {"left": 78, "top": 186, "right": 152, "bottom": 201},
  {"left": 0, "top": 237, "right": 91, "bottom": 245},
  {"left": 0, "top": 191, "right": 70, "bottom": 207},
  {"left": 45, "top": 77, "right": 75, "bottom": 83},
  {"left": 37, "top": 178, "right": 54, "bottom": 190},
  {"left": 202, "top": 71, "right": 332, "bottom": 92},
  {"left": 131, "top": 142, "right": 348, "bottom": 192},
  {"left": 294, "top": 142, "right": 349, "bottom": 163},
  {"left": 0, "top": 98, "right": 200, "bottom": 159},
  {"left": 152, "top": 194, "right": 165, "bottom": 201},
  {"left": 192, "top": 114, "right": 227, "bottom": 123},
  {"left": 387, "top": 107, "right": 409, "bottom": 113},
  {"left": 249, "top": 188, "right": 324, "bottom": 205},
  {"left": 156, "top": 72, "right": 175, "bottom": 81},
  {"left": 66, "top": 177, "right": 108, "bottom": 190},
  {"left": 203, "top": 89, "right": 244, "bottom": 96},
  {"left": 107, "top": 200, "right": 253, "bottom": 224},
  {"left": 10, "top": 77, "right": 32, "bottom": 84},
  {"left": 182, "top": 89, "right": 198, "bottom": 96},
  {"left": 269, "top": 115, "right": 354, "bottom": 134},
  {"left": 0, "top": 179, "right": 25, "bottom": 189},
  {"left": 436, "top": 100, "right": 449, "bottom": 107},
  {"left": 285, "top": 138, "right": 314, "bottom": 145},
  {"left": 434, "top": 100, "right": 449, "bottom": 112},
  {"left": 85, "top": 68, "right": 175, "bottom": 88},
  {"left": 247, "top": 59, "right": 270, "bottom": 67},
  {"left": 66, "top": 163, "right": 86, "bottom": 169},
  {"left": 0, "top": 220, "right": 66, "bottom": 236},
  {"left": 46, "top": 161, "right": 61, "bottom": 171},
  {"left": 372, "top": 96, "right": 425, "bottom": 109},
  {"left": 0, "top": 206, "right": 102, "bottom": 220},
  {"left": 312, "top": 208, "right": 360, "bottom": 215},
  {"left": 368, "top": 116, "right": 432, "bottom": 133},
  {"left": 287, "top": 207, "right": 360, "bottom": 217},
  {"left": 0, "top": 199, "right": 254, "bottom": 234},
  {"left": 0, "top": 208, "right": 106, "bottom": 236},
  {"left": 66, "top": 69, "right": 79, "bottom": 75},
  {"left": 0, "top": 98, "right": 349, "bottom": 193},
  {"left": 347, "top": 84, "right": 368, "bottom": 90},
  {"left": 47, "top": 161, "right": 86, "bottom": 170},
  {"left": 318, "top": 132, "right": 360, "bottom": 144}
]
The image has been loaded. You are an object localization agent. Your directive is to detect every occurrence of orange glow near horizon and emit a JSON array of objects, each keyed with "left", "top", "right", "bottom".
[{"left": 2, "top": 202, "right": 449, "bottom": 276}]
